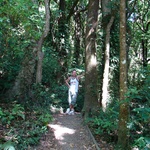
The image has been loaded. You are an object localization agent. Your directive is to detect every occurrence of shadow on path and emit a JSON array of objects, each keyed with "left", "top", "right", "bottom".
[{"left": 49, "top": 113, "right": 97, "bottom": 150}]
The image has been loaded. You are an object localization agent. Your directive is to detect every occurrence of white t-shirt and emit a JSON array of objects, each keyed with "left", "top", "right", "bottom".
[{"left": 69, "top": 77, "right": 79, "bottom": 94}]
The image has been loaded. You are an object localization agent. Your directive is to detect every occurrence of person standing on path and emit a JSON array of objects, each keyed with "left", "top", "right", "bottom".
[{"left": 65, "top": 69, "right": 84, "bottom": 115}]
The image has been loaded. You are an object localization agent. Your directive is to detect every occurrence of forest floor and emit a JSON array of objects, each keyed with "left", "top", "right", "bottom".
[{"left": 35, "top": 112, "right": 114, "bottom": 150}]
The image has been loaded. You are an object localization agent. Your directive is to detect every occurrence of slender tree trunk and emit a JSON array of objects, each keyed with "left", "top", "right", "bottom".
[
  {"left": 36, "top": 0, "right": 50, "bottom": 83},
  {"left": 99, "top": 0, "right": 111, "bottom": 107},
  {"left": 102, "top": 16, "right": 114, "bottom": 111},
  {"left": 74, "top": 10, "right": 81, "bottom": 67},
  {"left": 83, "top": 0, "right": 99, "bottom": 119},
  {"left": 141, "top": 39, "right": 148, "bottom": 67},
  {"left": 58, "top": 0, "right": 66, "bottom": 36},
  {"left": 117, "top": 0, "right": 129, "bottom": 148}
]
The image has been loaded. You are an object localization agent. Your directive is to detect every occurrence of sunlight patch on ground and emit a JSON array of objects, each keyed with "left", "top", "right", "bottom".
[
  {"left": 49, "top": 124, "right": 76, "bottom": 141},
  {"left": 50, "top": 105, "right": 64, "bottom": 114}
]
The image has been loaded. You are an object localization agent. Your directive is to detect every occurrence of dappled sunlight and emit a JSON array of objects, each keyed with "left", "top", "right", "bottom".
[
  {"left": 90, "top": 54, "right": 97, "bottom": 66},
  {"left": 48, "top": 124, "right": 76, "bottom": 142},
  {"left": 86, "top": 54, "right": 97, "bottom": 71},
  {"left": 50, "top": 105, "right": 64, "bottom": 114},
  {"left": 86, "top": 21, "right": 98, "bottom": 39}
]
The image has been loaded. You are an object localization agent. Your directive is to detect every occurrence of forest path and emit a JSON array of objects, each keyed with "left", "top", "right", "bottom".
[
  {"left": 35, "top": 112, "right": 114, "bottom": 150},
  {"left": 34, "top": 113, "right": 97, "bottom": 150},
  {"left": 49, "top": 112, "right": 97, "bottom": 150}
]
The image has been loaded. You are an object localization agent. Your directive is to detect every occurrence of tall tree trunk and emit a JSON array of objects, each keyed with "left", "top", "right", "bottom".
[
  {"left": 58, "top": 0, "right": 66, "bottom": 36},
  {"left": 36, "top": 0, "right": 50, "bottom": 83},
  {"left": 74, "top": 10, "right": 81, "bottom": 67},
  {"left": 83, "top": 0, "right": 99, "bottom": 119},
  {"left": 7, "top": 44, "right": 37, "bottom": 99},
  {"left": 56, "top": 0, "right": 67, "bottom": 84},
  {"left": 99, "top": 0, "right": 111, "bottom": 107},
  {"left": 117, "top": 0, "right": 129, "bottom": 148},
  {"left": 101, "top": 16, "right": 114, "bottom": 111}
]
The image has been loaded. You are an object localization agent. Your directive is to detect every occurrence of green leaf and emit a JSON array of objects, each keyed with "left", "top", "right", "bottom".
[{"left": 1, "top": 141, "right": 15, "bottom": 150}]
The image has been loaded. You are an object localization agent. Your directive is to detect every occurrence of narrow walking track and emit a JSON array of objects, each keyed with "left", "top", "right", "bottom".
[
  {"left": 49, "top": 113, "right": 97, "bottom": 150},
  {"left": 34, "top": 112, "right": 114, "bottom": 150}
]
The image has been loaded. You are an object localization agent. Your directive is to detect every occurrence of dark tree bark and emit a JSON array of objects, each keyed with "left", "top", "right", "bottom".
[
  {"left": 141, "top": 38, "right": 148, "bottom": 67},
  {"left": 117, "top": 0, "right": 129, "bottom": 148},
  {"left": 67, "top": 0, "right": 80, "bottom": 21},
  {"left": 73, "top": 9, "right": 81, "bottom": 67},
  {"left": 7, "top": 43, "right": 37, "bottom": 99},
  {"left": 58, "top": 0, "right": 66, "bottom": 35},
  {"left": 56, "top": 0, "right": 67, "bottom": 84},
  {"left": 83, "top": 0, "right": 100, "bottom": 119}
]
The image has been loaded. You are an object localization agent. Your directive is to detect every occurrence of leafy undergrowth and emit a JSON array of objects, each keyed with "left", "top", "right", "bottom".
[
  {"left": 86, "top": 83, "right": 150, "bottom": 150},
  {"left": 0, "top": 103, "right": 53, "bottom": 150},
  {"left": 86, "top": 108, "right": 118, "bottom": 149},
  {"left": 87, "top": 106, "right": 150, "bottom": 150}
]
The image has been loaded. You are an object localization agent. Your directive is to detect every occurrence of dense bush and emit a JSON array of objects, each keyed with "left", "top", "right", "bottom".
[
  {"left": 87, "top": 68, "right": 150, "bottom": 149},
  {"left": 0, "top": 102, "right": 52, "bottom": 150},
  {"left": 128, "top": 71, "right": 150, "bottom": 149},
  {"left": 87, "top": 105, "right": 119, "bottom": 143}
]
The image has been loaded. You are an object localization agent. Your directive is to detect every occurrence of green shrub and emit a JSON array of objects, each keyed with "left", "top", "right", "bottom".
[
  {"left": 0, "top": 141, "right": 15, "bottom": 150},
  {"left": 0, "top": 107, "right": 5, "bottom": 119},
  {"left": 133, "top": 137, "right": 150, "bottom": 150},
  {"left": 32, "top": 83, "right": 52, "bottom": 108},
  {"left": 0, "top": 103, "right": 53, "bottom": 150},
  {"left": 87, "top": 106, "right": 119, "bottom": 142},
  {"left": 128, "top": 72, "right": 150, "bottom": 149},
  {"left": 1, "top": 104, "right": 25, "bottom": 125}
]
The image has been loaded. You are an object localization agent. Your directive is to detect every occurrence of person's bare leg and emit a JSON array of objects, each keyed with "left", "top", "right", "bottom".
[
  {"left": 69, "top": 104, "right": 75, "bottom": 115},
  {"left": 70, "top": 104, "right": 74, "bottom": 110}
]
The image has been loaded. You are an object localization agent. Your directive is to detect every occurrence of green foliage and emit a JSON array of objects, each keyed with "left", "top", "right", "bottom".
[
  {"left": 0, "top": 108, "right": 4, "bottom": 119},
  {"left": 42, "top": 47, "right": 61, "bottom": 87},
  {"left": 0, "top": 141, "right": 15, "bottom": 150},
  {"left": 32, "top": 83, "right": 53, "bottom": 108},
  {"left": 51, "top": 85, "right": 68, "bottom": 109},
  {"left": 0, "top": 103, "right": 52, "bottom": 150},
  {"left": 0, "top": 0, "right": 45, "bottom": 95},
  {"left": 0, "top": 0, "right": 149, "bottom": 149},
  {"left": 127, "top": 71, "right": 150, "bottom": 148},
  {"left": 87, "top": 106, "right": 119, "bottom": 143},
  {"left": 37, "top": 109, "right": 53, "bottom": 126},
  {"left": 133, "top": 137, "right": 150, "bottom": 150},
  {"left": 11, "top": 104, "right": 25, "bottom": 120},
  {"left": 0, "top": 104, "right": 25, "bottom": 125}
]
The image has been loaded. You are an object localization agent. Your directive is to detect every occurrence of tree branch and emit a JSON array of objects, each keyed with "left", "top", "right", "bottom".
[
  {"left": 74, "top": 5, "right": 88, "bottom": 16},
  {"left": 67, "top": 0, "right": 80, "bottom": 21}
]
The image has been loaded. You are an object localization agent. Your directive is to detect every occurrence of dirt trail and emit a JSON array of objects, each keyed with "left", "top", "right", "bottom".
[
  {"left": 49, "top": 113, "right": 97, "bottom": 150},
  {"left": 35, "top": 112, "right": 114, "bottom": 150}
]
